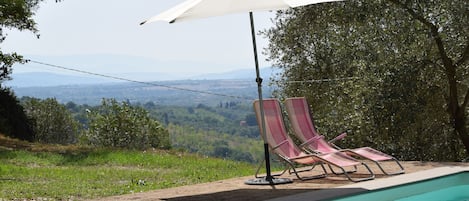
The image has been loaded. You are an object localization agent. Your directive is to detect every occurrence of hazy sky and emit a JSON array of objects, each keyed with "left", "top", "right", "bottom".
[{"left": 2, "top": 0, "right": 277, "bottom": 76}]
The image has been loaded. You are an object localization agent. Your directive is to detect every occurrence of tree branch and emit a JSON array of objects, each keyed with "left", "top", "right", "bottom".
[
  {"left": 389, "top": 0, "right": 460, "bottom": 114},
  {"left": 388, "top": 0, "right": 452, "bottom": 67},
  {"left": 463, "top": 88, "right": 469, "bottom": 110}
]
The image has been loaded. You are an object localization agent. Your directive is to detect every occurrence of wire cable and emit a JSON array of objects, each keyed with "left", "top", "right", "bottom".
[
  {"left": 287, "top": 77, "right": 361, "bottom": 83},
  {"left": 26, "top": 59, "right": 254, "bottom": 100},
  {"left": 24, "top": 59, "right": 360, "bottom": 101}
]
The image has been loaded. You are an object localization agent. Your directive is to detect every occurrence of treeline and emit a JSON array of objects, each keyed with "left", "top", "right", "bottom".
[
  {"left": 0, "top": 89, "right": 171, "bottom": 150},
  {"left": 124, "top": 100, "right": 263, "bottom": 163},
  {"left": 0, "top": 88, "right": 262, "bottom": 163},
  {"left": 143, "top": 102, "right": 259, "bottom": 138}
]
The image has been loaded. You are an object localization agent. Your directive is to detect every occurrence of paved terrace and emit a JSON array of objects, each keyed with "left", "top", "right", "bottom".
[{"left": 93, "top": 161, "right": 469, "bottom": 201}]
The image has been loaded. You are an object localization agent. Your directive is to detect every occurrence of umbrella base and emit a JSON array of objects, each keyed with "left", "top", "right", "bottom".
[{"left": 244, "top": 177, "right": 293, "bottom": 185}]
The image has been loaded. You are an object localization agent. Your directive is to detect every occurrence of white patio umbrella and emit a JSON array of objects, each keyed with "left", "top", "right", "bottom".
[{"left": 141, "top": 0, "right": 343, "bottom": 185}]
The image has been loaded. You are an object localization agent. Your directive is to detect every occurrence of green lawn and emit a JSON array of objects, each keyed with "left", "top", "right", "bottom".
[{"left": 0, "top": 148, "right": 256, "bottom": 200}]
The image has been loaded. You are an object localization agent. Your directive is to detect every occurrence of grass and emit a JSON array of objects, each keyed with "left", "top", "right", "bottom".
[{"left": 0, "top": 135, "right": 257, "bottom": 200}]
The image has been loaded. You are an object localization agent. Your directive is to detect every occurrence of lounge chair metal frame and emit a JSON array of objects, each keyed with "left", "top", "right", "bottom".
[
  {"left": 253, "top": 99, "right": 375, "bottom": 182},
  {"left": 285, "top": 97, "right": 405, "bottom": 176},
  {"left": 254, "top": 140, "right": 328, "bottom": 181},
  {"left": 341, "top": 148, "right": 405, "bottom": 176},
  {"left": 302, "top": 135, "right": 404, "bottom": 176}
]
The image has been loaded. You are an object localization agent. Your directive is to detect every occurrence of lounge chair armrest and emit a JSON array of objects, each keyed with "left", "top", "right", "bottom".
[
  {"left": 288, "top": 154, "right": 315, "bottom": 160},
  {"left": 328, "top": 132, "right": 347, "bottom": 144},
  {"left": 300, "top": 135, "right": 324, "bottom": 148},
  {"left": 271, "top": 140, "right": 288, "bottom": 151}
]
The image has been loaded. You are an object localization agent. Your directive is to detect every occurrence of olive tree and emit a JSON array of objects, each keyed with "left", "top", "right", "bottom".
[
  {"left": 84, "top": 99, "right": 171, "bottom": 150},
  {"left": 265, "top": 0, "right": 468, "bottom": 161}
]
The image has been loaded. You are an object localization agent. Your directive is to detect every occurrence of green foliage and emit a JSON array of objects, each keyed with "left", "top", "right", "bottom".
[
  {"left": 16, "top": 97, "right": 263, "bottom": 163},
  {"left": 0, "top": 0, "right": 61, "bottom": 141},
  {"left": 0, "top": 52, "right": 24, "bottom": 83},
  {"left": 21, "top": 97, "right": 80, "bottom": 144},
  {"left": 265, "top": 0, "right": 469, "bottom": 161},
  {"left": 0, "top": 87, "right": 34, "bottom": 141},
  {"left": 83, "top": 99, "right": 170, "bottom": 150},
  {"left": 245, "top": 113, "right": 258, "bottom": 126},
  {"left": 68, "top": 100, "right": 263, "bottom": 163},
  {"left": 0, "top": 0, "right": 45, "bottom": 141},
  {"left": 167, "top": 124, "right": 263, "bottom": 163},
  {"left": 145, "top": 102, "right": 260, "bottom": 139},
  {"left": 0, "top": 0, "right": 44, "bottom": 84}
]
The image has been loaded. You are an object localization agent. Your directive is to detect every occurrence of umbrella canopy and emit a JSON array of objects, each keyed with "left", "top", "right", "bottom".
[
  {"left": 141, "top": 0, "right": 343, "bottom": 185},
  {"left": 140, "top": 0, "right": 342, "bottom": 24}
]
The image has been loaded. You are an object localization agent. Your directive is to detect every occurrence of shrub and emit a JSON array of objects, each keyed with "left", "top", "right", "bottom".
[
  {"left": 83, "top": 99, "right": 170, "bottom": 150},
  {"left": 22, "top": 97, "right": 80, "bottom": 144}
]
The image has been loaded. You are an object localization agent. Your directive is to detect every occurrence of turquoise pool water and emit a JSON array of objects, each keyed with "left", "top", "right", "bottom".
[{"left": 332, "top": 171, "right": 469, "bottom": 201}]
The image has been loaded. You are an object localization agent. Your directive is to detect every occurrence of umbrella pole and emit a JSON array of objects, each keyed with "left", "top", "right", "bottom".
[{"left": 244, "top": 12, "right": 292, "bottom": 185}]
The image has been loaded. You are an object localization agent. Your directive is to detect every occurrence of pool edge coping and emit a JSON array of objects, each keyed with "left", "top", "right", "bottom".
[{"left": 267, "top": 165, "right": 469, "bottom": 201}]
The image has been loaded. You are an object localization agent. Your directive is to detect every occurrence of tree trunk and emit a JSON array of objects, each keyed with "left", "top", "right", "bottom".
[
  {"left": 454, "top": 107, "right": 469, "bottom": 157},
  {"left": 391, "top": 0, "right": 469, "bottom": 158},
  {"left": 440, "top": 31, "right": 469, "bottom": 159}
]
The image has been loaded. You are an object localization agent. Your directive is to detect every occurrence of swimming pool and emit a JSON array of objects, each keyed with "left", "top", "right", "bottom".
[
  {"left": 331, "top": 171, "right": 469, "bottom": 201},
  {"left": 267, "top": 166, "right": 469, "bottom": 201}
]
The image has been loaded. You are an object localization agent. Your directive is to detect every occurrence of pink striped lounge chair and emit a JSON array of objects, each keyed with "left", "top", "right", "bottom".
[
  {"left": 253, "top": 98, "right": 375, "bottom": 182},
  {"left": 284, "top": 97, "right": 404, "bottom": 176}
]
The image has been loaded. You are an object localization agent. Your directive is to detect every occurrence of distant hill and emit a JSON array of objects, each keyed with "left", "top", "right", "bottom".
[
  {"left": 192, "top": 68, "right": 279, "bottom": 80},
  {"left": 5, "top": 54, "right": 279, "bottom": 106},
  {"left": 7, "top": 54, "right": 280, "bottom": 87},
  {"left": 4, "top": 72, "right": 115, "bottom": 87},
  {"left": 5, "top": 68, "right": 278, "bottom": 88},
  {"left": 10, "top": 79, "right": 276, "bottom": 106}
]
